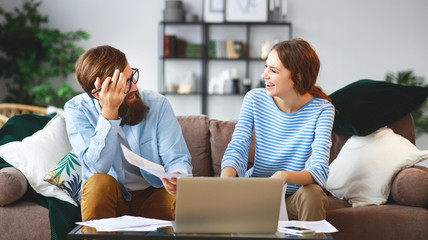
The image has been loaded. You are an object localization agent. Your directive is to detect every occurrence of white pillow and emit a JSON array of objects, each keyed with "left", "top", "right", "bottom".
[
  {"left": 0, "top": 114, "right": 77, "bottom": 206},
  {"left": 326, "top": 127, "right": 428, "bottom": 207}
]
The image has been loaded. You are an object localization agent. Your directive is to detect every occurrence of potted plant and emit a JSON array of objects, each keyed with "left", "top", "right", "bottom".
[
  {"left": 0, "top": 0, "right": 89, "bottom": 107},
  {"left": 385, "top": 69, "right": 428, "bottom": 136}
]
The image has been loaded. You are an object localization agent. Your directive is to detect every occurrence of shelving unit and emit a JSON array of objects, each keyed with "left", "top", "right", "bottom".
[{"left": 158, "top": 21, "right": 292, "bottom": 116}]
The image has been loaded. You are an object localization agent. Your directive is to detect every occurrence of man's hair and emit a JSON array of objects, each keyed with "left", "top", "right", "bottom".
[
  {"left": 75, "top": 45, "right": 128, "bottom": 97},
  {"left": 271, "top": 38, "right": 331, "bottom": 102}
]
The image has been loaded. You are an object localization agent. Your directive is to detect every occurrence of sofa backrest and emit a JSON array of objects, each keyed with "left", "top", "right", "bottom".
[{"left": 177, "top": 113, "right": 415, "bottom": 177}]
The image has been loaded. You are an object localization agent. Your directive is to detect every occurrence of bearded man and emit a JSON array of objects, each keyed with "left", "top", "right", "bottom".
[{"left": 64, "top": 45, "right": 192, "bottom": 221}]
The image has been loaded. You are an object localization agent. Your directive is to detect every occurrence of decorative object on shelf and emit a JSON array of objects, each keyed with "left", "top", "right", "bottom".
[
  {"left": 281, "top": 0, "right": 288, "bottom": 21},
  {"left": 243, "top": 78, "right": 252, "bottom": 93},
  {"left": 261, "top": 40, "right": 271, "bottom": 59},
  {"left": 268, "top": 0, "right": 288, "bottom": 22},
  {"left": 225, "top": 0, "right": 268, "bottom": 22},
  {"left": 163, "top": 0, "right": 185, "bottom": 22},
  {"left": 185, "top": 13, "right": 198, "bottom": 22},
  {"left": 204, "top": 0, "right": 224, "bottom": 22},
  {"left": 177, "top": 71, "right": 198, "bottom": 94},
  {"left": 231, "top": 68, "right": 240, "bottom": 94},
  {"left": 209, "top": 70, "right": 231, "bottom": 94}
]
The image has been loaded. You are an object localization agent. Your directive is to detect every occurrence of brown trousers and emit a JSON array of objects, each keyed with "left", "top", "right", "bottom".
[
  {"left": 285, "top": 183, "right": 328, "bottom": 221},
  {"left": 80, "top": 173, "right": 176, "bottom": 221}
]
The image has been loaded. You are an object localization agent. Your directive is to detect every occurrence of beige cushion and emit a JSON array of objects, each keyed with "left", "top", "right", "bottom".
[
  {"left": 0, "top": 167, "right": 28, "bottom": 206},
  {"left": 326, "top": 128, "right": 428, "bottom": 207}
]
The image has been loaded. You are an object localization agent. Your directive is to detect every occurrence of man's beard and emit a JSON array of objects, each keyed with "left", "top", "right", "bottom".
[{"left": 118, "top": 91, "right": 149, "bottom": 126}]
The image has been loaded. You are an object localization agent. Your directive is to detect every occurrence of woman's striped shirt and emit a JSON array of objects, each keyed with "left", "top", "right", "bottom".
[{"left": 221, "top": 88, "right": 335, "bottom": 194}]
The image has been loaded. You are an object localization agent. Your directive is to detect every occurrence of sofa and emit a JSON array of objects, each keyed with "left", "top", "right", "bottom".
[{"left": 1, "top": 111, "right": 427, "bottom": 240}]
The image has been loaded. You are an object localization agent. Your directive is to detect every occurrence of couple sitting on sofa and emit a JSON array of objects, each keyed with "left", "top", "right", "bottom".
[{"left": 68, "top": 39, "right": 333, "bottom": 223}]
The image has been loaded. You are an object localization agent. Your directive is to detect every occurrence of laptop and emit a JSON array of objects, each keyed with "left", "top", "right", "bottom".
[{"left": 173, "top": 177, "right": 283, "bottom": 234}]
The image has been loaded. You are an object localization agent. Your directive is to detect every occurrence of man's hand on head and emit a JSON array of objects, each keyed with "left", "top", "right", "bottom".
[{"left": 93, "top": 69, "right": 127, "bottom": 120}]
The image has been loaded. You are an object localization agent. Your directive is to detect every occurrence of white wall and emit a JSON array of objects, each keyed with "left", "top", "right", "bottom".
[{"left": 1, "top": 0, "right": 428, "bottom": 149}]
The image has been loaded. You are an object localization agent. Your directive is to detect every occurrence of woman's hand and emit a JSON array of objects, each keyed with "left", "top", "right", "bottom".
[
  {"left": 271, "top": 170, "right": 315, "bottom": 186},
  {"left": 93, "top": 69, "right": 127, "bottom": 120},
  {"left": 160, "top": 172, "right": 180, "bottom": 195},
  {"left": 220, "top": 167, "right": 237, "bottom": 178},
  {"left": 271, "top": 171, "right": 289, "bottom": 185}
]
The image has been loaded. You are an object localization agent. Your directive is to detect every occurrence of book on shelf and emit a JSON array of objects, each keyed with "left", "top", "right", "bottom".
[
  {"left": 207, "top": 40, "right": 247, "bottom": 59},
  {"left": 176, "top": 39, "right": 186, "bottom": 58},
  {"left": 163, "top": 35, "right": 177, "bottom": 58},
  {"left": 164, "top": 34, "right": 201, "bottom": 58},
  {"left": 185, "top": 43, "right": 202, "bottom": 58}
]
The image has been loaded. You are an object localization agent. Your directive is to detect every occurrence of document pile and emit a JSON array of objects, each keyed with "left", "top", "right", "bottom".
[{"left": 76, "top": 215, "right": 172, "bottom": 232}]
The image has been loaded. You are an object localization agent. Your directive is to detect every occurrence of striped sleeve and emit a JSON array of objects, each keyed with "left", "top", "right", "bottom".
[
  {"left": 221, "top": 91, "right": 255, "bottom": 177},
  {"left": 304, "top": 103, "right": 335, "bottom": 187}
]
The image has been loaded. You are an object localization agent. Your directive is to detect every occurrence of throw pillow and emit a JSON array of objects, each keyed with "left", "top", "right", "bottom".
[
  {"left": 326, "top": 128, "right": 428, "bottom": 207},
  {"left": 44, "top": 151, "right": 81, "bottom": 204},
  {"left": 0, "top": 114, "right": 77, "bottom": 206},
  {"left": 0, "top": 167, "right": 28, "bottom": 206},
  {"left": 330, "top": 79, "right": 428, "bottom": 136}
]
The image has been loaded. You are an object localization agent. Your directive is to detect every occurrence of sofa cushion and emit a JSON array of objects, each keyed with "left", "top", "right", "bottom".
[
  {"left": 0, "top": 114, "right": 77, "bottom": 206},
  {"left": 391, "top": 166, "right": 428, "bottom": 207},
  {"left": 177, "top": 115, "right": 211, "bottom": 176},
  {"left": 209, "top": 119, "right": 255, "bottom": 176},
  {"left": 0, "top": 167, "right": 28, "bottom": 206},
  {"left": 0, "top": 201, "right": 51, "bottom": 240},
  {"left": 326, "top": 204, "right": 428, "bottom": 240},
  {"left": 330, "top": 79, "right": 428, "bottom": 136},
  {"left": 326, "top": 128, "right": 428, "bottom": 207}
]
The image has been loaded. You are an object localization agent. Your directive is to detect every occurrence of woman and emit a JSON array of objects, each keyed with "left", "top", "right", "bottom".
[{"left": 221, "top": 38, "right": 335, "bottom": 221}]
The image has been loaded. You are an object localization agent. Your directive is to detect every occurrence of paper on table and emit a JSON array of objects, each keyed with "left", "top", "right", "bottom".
[
  {"left": 279, "top": 184, "right": 288, "bottom": 221},
  {"left": 119, "top": 143, "right": 190, "bottom": 180},
  {"left": 278, "top": 220, "right": 338, "bottom": 233},
  {"left": 76, "top": 215, "right": 172, "bottom": 232}
]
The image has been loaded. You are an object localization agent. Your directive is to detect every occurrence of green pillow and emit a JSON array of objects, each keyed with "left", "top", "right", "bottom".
[{"left": 330, "top": 79, "right": 428, "bottom": 136}]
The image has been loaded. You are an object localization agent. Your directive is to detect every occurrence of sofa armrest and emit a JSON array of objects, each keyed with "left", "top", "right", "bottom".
[
  {"left": 391, "top": 166, "right": 428, "bottom": 207},
  {"left": 0, "top": 167, "right": 28, "bottom": 206}
]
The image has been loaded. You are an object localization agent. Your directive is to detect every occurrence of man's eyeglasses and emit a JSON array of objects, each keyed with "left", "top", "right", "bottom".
[{"left": 92, "top": 68, "right": 139, "bottom": 95}]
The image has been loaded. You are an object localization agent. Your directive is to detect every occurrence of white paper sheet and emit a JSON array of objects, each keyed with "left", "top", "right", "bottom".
[
  {"left": 277, "top": 220, "right": 338, "bottom": 233},
  {"left": 76, "top": 215, "right": 172, "bottom": 232},
  {"left": 120, "top": 143, "right": 191, "bottom": 180},
  {"left": 279, "top": 184, "right": 289, "bottom": 221}
]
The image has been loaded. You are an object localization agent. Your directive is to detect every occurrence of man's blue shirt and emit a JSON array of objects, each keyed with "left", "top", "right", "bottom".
[{"left": 64, "top": 90, "right": 192, "bottom": 200}]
